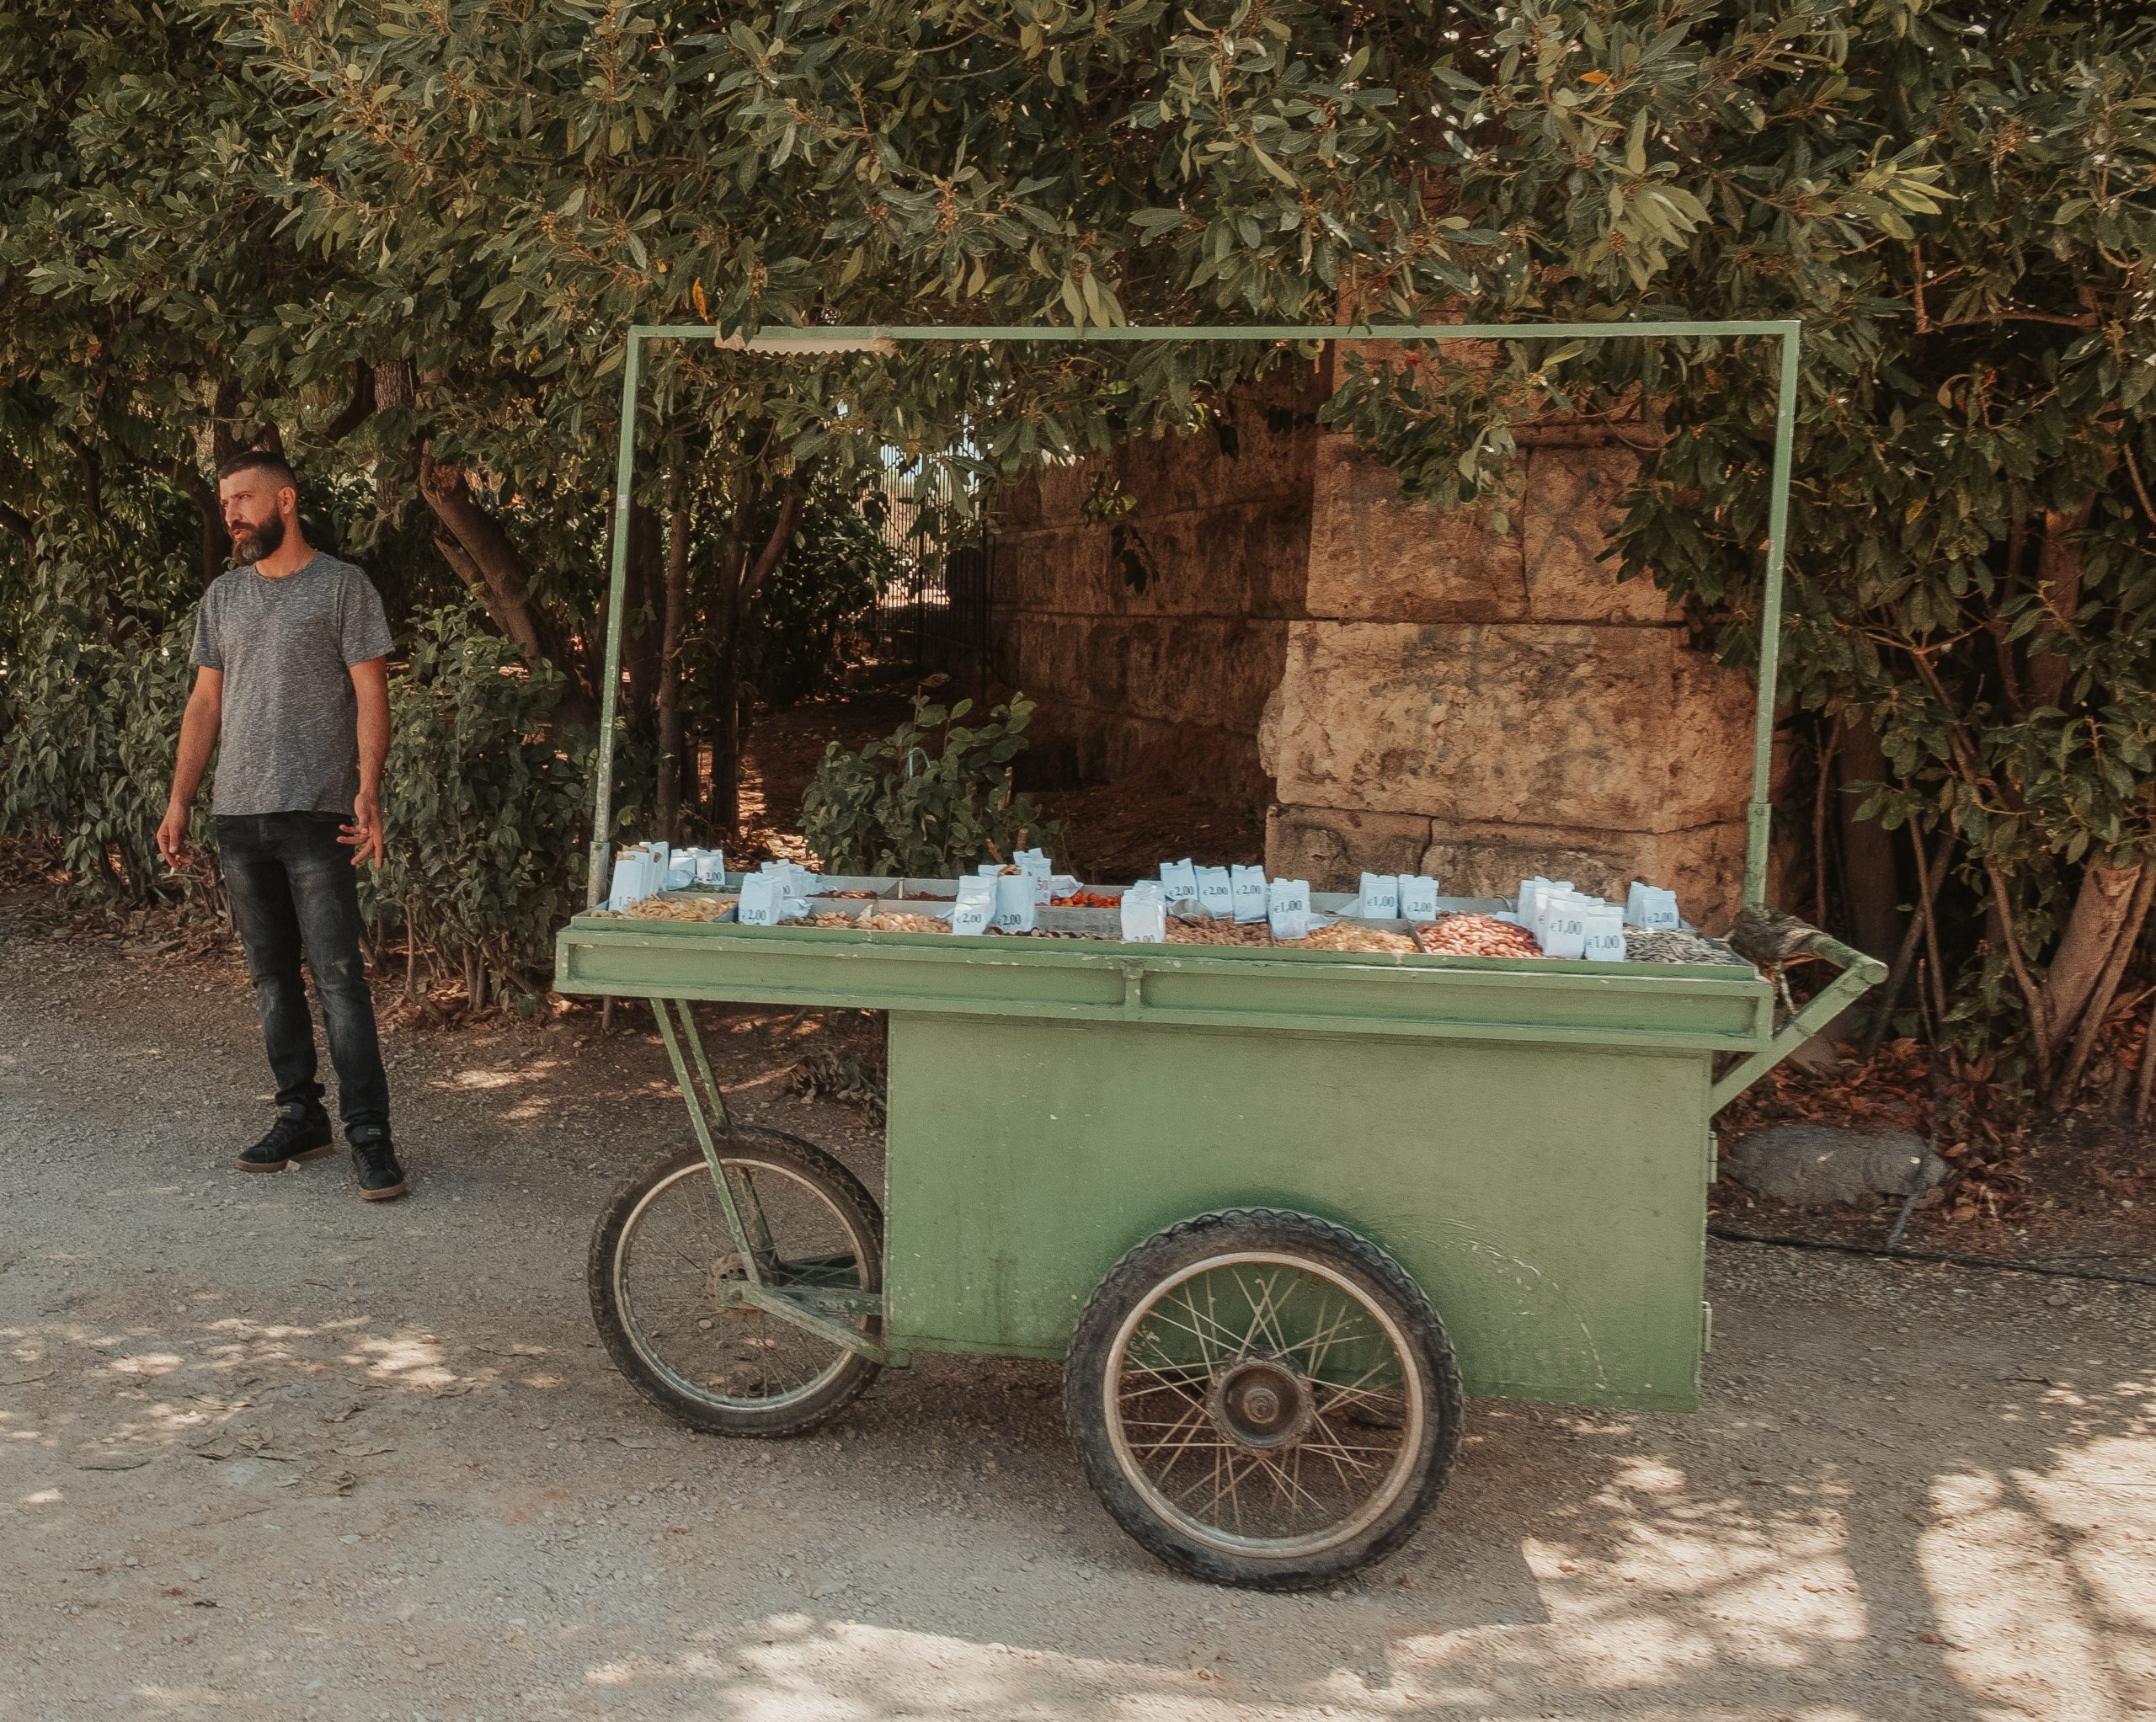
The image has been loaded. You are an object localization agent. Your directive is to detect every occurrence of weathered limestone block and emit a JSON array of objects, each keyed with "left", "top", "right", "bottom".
[
  {"left": 1305, "top": 435, "right": 1527, "bottom": 623},
  {"left": 1418, "top": 816, "right": 1749, "bottom": 930},
  {"left": 1264, "top": 806, "right": 1748, "bottom": 927},
  {"left": 1260, "top": 620, "right": 1753, "bottom": 833},
  {"left": 1264, "top": 806, "right": 1436, "bottom": 890},
  {"left": 1077, "top": 617, "right": 1289, "bottom": 731},
  {"left": 1520, "top": 446, "right": 1678, "bottom": 624}
]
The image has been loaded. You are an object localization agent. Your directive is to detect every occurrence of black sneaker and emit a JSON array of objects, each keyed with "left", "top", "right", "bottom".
[
  {"left": 350, "top": 1128, "right": 409, "bottom": 1202},
  {"left": 236, "top": 1106, "right": 334, "bottom": 1172}
]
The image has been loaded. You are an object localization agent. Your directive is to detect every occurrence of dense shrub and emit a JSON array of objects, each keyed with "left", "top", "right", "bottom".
[{"left": 801, "top": 690, "right": 1056, "bottom": 877}]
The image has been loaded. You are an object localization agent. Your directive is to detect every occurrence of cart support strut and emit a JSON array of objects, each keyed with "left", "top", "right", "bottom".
[
  {"left": 648, "top": 997, "right": 896, "bottom": 1364},
  {"left": 1710, "top": 912, "right": 1888, "bottom": 1114}
]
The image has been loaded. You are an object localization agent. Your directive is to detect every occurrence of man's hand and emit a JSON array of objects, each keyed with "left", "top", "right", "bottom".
[
  {"left": 341, "top": 790, "right": 385, "bottom": 868},
  {"left": 156, "top": 801, "right": 195, "bottom": 870}
]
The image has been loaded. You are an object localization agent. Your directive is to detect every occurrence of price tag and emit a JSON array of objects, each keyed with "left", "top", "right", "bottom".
[
  {"left": 948, "top": 878, "right": 994, "bottom": 936},
  {"left": 1267, "top": 878, "right": 1311, "bottom": 942},
  {"left": 1625, "top": 882, "right": 1682, "bottom": 930},
  {"left": 1120, "top": 882, "right": 1166, "bottom": 943},
  {"left": 1230, "top": 865, "right": 1268, "bottom": 924},
  {"left": 1582, "top": 905, "right": 1627, "bottom": 962},
  {"left": 737, "top": 874, "right": 784, "bottom": 927},
  {"left": 1397, "top": 873, "right": 1439, "bottom": 922},
  {"left": 1540, "top": 896, "right": 1588, "bottom": 960},
  {"left": 1194, "top": 866, "right": 1234, "bottom": 920},
  {"left": 991, "top": 872, "right": 1037, "bottom": 933},
  {"left": 1358, "top": 872, "right": 1401, "bottom": 920}
]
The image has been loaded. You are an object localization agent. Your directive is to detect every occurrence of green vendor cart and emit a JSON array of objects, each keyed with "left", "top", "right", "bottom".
[{"left": 553, "top": 322, "right": 1884, "bottom": 1591}]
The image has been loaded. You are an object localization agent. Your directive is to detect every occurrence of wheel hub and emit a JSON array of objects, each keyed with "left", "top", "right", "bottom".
[{"left": 1208, "top": 1354, "right": 1318, "bottom": 1449}]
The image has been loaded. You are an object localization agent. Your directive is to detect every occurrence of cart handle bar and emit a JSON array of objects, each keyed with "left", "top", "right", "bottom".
[{"left": 1710, "top": 909, "right": 1888, "bottom": 1114}]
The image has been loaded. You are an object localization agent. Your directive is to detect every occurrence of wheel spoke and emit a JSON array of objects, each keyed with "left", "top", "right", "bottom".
[
  {"left": 612, "top": 1154, "right": 875, "bottom": 1415},
  {"left": 1104, "top": 1246, "right": 1429, "bottom": 1559}
]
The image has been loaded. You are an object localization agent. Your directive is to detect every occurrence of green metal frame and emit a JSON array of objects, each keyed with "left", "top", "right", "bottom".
[{"left": 586, "top": 319, "right": 1803, "bottom": 914}]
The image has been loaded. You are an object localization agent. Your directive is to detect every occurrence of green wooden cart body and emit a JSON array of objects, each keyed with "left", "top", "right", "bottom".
[
  {"left": 557, "top": 317, "right": 1882, "bottom": 1429},
  {"left": 553, "top": 914, "right": 1847, "bottom": 1410}
]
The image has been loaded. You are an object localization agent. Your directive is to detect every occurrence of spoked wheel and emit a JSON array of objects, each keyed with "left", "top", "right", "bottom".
[
  {"left": 589, "top": 1131, "right": 883, "bottom": 1437},
  {"left": 1066, "top": 1208, "right": 1461, "bottom": 1590}
]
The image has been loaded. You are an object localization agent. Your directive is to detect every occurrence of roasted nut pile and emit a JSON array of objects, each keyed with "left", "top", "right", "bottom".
[
  {"left": 1415, "top": 914, "right": 1543, "bottom": 958},
  {"left": 622, "top": 893, "right": 738, "bottom": 923},
  {"left": 857, "top": 910, "right": 951, "bottom": 934},
  {"left": 1621, "top": 928, "right": 1752, "bottom": 967},
  {"left": 1282, "top": 921, "right": 1419, "bottom": 954},
  {"left": 1166, "top": 917, "right": 1274, "bottom": 946},
  {"left": 797, "top": 910, "right": 867, "bottom": 928}
]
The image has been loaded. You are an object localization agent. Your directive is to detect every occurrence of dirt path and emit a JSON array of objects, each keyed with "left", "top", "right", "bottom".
[{"left": 2, "top": 928, "right": 2151, "bottom": 1721}]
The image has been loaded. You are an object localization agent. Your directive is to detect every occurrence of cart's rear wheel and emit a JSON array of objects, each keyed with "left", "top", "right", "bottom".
[
  {"left": 590, "top": 1131, "right": 882, "bottom": 1437},
  {"left": 1065, "top": 1208, "right": 1460, "bottom": 1590}
]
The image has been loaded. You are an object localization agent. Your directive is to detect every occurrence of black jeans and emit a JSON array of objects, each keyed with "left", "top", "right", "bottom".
[{"left": 216, "top": 812, "right": 391, "bottom": 1137}]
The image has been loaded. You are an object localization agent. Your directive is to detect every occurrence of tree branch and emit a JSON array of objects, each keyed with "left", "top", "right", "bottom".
[
  {"left": 1986, "top": 860, "right": 2053, "bottom": 1067},
  {"left": 323, "top": 361, "right": 377, "bottom": 442}
]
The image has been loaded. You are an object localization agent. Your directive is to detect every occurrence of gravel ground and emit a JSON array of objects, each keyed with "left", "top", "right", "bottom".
[{"left": 2, "top": 925, "right": 2152, "bottom": 1721}]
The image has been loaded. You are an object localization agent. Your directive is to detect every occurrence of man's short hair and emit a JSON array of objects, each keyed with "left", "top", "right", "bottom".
[{"left": 216, "top": 450, "right": 299, "bottom": 492}]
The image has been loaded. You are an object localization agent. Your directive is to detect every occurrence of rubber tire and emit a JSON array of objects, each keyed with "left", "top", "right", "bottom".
[
  {"left": 589, "top": 1129, "right": 883, "bottom": 1437},
  {"left": 1065, "top": 1207, "right": 1463, "bottom": 1591}
]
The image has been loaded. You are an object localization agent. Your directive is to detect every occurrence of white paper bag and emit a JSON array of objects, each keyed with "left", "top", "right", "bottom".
[
  {"left": 1582, "top": 904, "right": 1627, "bottom": 962},
  {"left": 692, "top": 848, "right": 726, "bottom": 886},
  {"left": 1397, "top": 873, "right": 1440, "bottom": 922},
  {"left": 1160, "top": 859, "right": 1199, "bottom": 906},
  {"left": 1120, "top": 881, "right": 1166, "bottom": 943},
  {"left": 948, "top": 876, "right": 994, "bottom": 936},
  {"left": 1230, "top": 864, "right": 1268, "bottom": 924},
  {"left": 1625, "top": 882, "right": 1683, "bottom": 930},
  {"left": 1358, "top": 872, "right": 1401, "bottom": 920},
  {"left": 991, "top": 872, "right": 1037, "bottom": 933},
  {"left": 737, "top": 873, "right": 785, "bottom": 926},
  {"left": 1539, "top": 893, "right": 1589, "bottom": 960},
  {"left": 1194, "top": 866, "right": 1234, "bottom": 920}
]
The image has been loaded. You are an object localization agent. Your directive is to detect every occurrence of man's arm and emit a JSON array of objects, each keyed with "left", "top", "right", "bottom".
[
  {"left": 342, "top": 656, "right": 390, "bottom": 867},
  {"left": 157, "top": 668, "right": 224, "bottom": 869}
]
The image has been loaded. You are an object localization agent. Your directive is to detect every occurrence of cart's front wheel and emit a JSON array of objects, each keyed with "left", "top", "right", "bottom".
[
  {"left": 1065, "top": 1208, "right": 1461, "bottom": 1590},
  {"left": 590, "top": 1132, "right": 883, "bottom": 1437}
]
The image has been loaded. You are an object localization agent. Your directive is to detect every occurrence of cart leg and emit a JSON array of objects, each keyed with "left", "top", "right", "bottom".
[
  {"left": 649, "top": 998, "right": 765, "bottom": 1288},
  {"left": 662, "top": 999, "right": 782, "bottom": 1262}
]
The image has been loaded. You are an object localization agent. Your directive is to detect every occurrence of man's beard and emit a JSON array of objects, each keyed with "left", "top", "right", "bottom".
[{"left": 232, "top": 515, "right": 285, "bottom": 564}]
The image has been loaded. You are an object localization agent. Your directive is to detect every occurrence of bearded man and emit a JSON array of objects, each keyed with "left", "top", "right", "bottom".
[{"left": 157, "top": 451, "right": 408, "bottom": 1200}]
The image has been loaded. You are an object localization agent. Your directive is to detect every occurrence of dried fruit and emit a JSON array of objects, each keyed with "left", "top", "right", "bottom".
[
  {"left": 1622, "top": 929, "right": 1751, "bottom": 968},
  {"left": 1051, "top": 889, "right": 1122, "bottom": 909},
  {"left": 1283, "top": 922, "right": 1419, "bottom": 954},
  {"left": 1166, "top": 917, "right": 1273, "bottom": 946},
  {"left": 1414, "top": 914, "right": 1542, "bottom": 958},
  {"left": 857, "top": 911, "right": 951, "bottom": 934},
  {"left": 622, "top": 893, "right": 738, "bottom": 923}
]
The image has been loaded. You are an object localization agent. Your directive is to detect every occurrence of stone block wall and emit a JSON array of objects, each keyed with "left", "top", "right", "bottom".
[
  {"left": 985, "top": 350, "right": 1758, "bottom": 925},
  {"left": 1260, "top": 436, "right": 1755, "bottom": 925},
  {"left": 988, "top": 365, "right": 1326, "bottom": 802}
]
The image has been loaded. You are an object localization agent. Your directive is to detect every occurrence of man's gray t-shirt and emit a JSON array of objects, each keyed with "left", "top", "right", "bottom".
[{"left": 189, "top": 553, "right": 394, "bottom": 816}]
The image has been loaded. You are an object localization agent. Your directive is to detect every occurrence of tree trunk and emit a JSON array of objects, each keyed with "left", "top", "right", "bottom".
[
  {"left": 163, "top": 459, "right": 226, "bottom": 584},
  {"left": 1834, "top": 716, "right": 1903, "bottom": 961},
  {"left": 2041, "top": 857, "right": 2148, "bottom": 1059},
  {"left": 654, "top": 477, "right": 693, "bottom": 844},
  {"left": 417, "top": 449, "right": 595, "bottom": 723},
  {"left": 2027, "top": 498, "right": 2096, "bottom": 709},
  {"left": 0, "top": 502, "right": 36, "bottom": 581}
]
